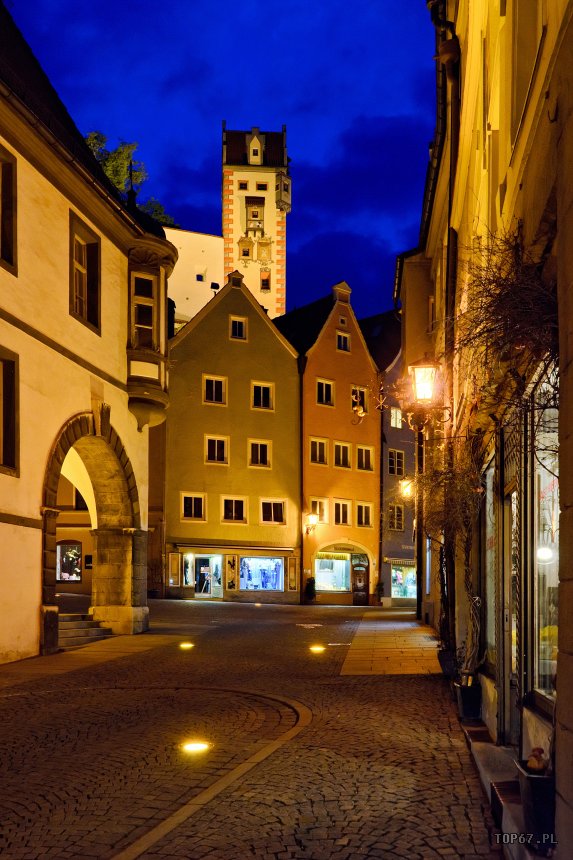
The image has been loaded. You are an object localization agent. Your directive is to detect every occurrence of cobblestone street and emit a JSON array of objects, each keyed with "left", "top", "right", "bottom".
[{"left": 0, "top": 600, "right": 500, "bottom": 859}]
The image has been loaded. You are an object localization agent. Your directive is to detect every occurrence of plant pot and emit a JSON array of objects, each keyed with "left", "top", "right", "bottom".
[
  {"left": 515, "top": 760, "right": 555, "bottom": 852},
  {"left": 437, "top": 648, "right": 456, "bottom": 678},
  {"left": 454, "top": 680, "right": 482, "bottom": 720}
]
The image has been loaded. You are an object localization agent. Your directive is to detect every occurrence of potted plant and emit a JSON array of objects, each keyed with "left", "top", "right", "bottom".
[
  {"left": 303, "top": 576, "right": 316, "bottom": 604},
  {"left": 514, "top": 747, "right": 555, "bottom": 855}
]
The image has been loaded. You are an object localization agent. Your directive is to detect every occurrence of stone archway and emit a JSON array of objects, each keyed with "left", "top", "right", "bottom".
[{"left": 41, "top": 407, "right": 148, "bottom": 654}]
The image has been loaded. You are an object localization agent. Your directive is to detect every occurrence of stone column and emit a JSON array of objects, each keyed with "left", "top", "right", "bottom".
[
  {"left": 90, "top": 528, "right": 149, "bottom": 634},
  {"left": 41, "top": 507, "right": 60, "bottom": 655}
]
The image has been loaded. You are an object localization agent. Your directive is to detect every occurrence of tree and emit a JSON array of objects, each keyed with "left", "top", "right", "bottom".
[{"left": 85, "top": 131, "right": 176, "bottom": 227}]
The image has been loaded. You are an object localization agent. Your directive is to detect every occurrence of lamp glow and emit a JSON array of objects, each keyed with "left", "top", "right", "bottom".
[
  {"left": 305, "top": 513, "right": 319, "bottom": 534},
  {"left": 399, "top": 478, "right": 414, "bottom": 499},
  {"left": 181, "top": 741, "right": 210, "bottom": 753},
  {"left": 537, "top": 546, "right": 554, "bottom": 563},
  {"left": 409, "top": 360, "right": 438, "bottom": 403},
  {"left": 309, "top": 645, "right": 325, "bottom": 653},
  {"left": 179, "top": 642, "right": 195, "bottom": 650}
]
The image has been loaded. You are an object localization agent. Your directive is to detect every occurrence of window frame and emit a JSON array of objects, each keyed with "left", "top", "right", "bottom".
[
  {"left": 310, "top": 497, "right": 329, "bottom": 524},
  {"left": 181, "top": 493, "right": 207, "bottom": 522},
  {"left": 334, "top": 499, "right": 351, "bottom": 526},
  {"left": 0, "top": 346, "right": 18, "bottom": 475},
  {"left": 357, "top": 445, "right": 374, "bottom": 472},
  {"left": 334, "top": 441, "right": 351, "bottom": 469},
  {"left": 388, "top": 448, "right": 405, "bottom": 476},
  {"left": 336, "top": 331, "right": 351, "bottom": 352},
  {"left": 390, "top": 407, "right": 402, "bottom": 428},
  {"left": 309, "top": 437, "right": 328, "bottom": 465},
  {"left": 388, "top": 503, "right": 405, "bottom": 531},
  {"left": 316, "top": 378, "right": 334, "bottom": 406},
  {"left": 260, "top": 498, "right": 286, "bottom": 525},
  {"left": 251, "top": 381, "right": 274, "bottom": 411},
  {"left": 203, "top": 374, "right": 227, "bottom": 406},
  {"left": 69, "top": 212, "right": 100, "bottom": 334},
  {"left": 248, "top": 439, "right": 271, "bottom": 468},
  {"left": 221, "top": 496, "right": 248, "bottom": 523},
  {"left": 229, "top": 316, "right": 248, "bottom": 341},
  {"left": 130, "top": 271, "right": 158, "bottom": 350},
  {"left": 0, "top": 143, "right": 17, "bottom": 275},
  {"left": 204, "top": 434, "right": 229, "bottom": 465},
  {"left": 356, "top": 502, "right": 373, "bottom": 528}
]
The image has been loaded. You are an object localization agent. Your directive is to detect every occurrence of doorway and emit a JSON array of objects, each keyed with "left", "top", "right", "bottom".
[{"left": 351, "top": 553, "right": 369, "bottom": 606}]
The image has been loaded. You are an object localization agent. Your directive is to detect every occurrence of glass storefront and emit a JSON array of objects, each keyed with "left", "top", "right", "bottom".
[
  {"left": 391, "top": 565, "right": 416, "bottom": 598},
  {"left": 56, "top": 541, "right": 82, "bottom": 582},
  {"left": 240, "top": 557, "right": 284, "bottom": 591},
  {"left": 182, "top": 553, "right": 223, "bottom": 598},
  {"left": 533, "top": 393, "right": 559, "bottom": 699},
  {"left": 314, "top": 552, "right": 350, "bottom": 591}
]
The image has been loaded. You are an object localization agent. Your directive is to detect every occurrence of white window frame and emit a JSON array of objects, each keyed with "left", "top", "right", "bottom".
[
  {"left": 357, "top": 445, "right": 374, "bottom": 472},
  {"left": 388, "top": 448, "right": 405, "bottom": 476},
  {"left": 260, "top": 498, "right": 286, "bottom": 525},
  {"left": 334, "top": 441, "right": 351, "bottom": 469},
  {"left": 203, "top": 374, "right": 227, "bottom": 406},
  {"left": 131, "top": 272, "right": 157, "bottom": 350},
  {"left": 356, "top": 502, "right": 373, "bottom": 528},
  {"left": 310, "top": 437, "right": 328, "bottom": 465},
  {"left": 310, "top": 497, "right": 329, "bottom": 524},
  {"left": 229, "top": 316, "right": 248, "bottom": 341},
  {"left": 251, "top": 381, "right": 274, "bottom": 411},
  {"left": 336, "top": 331, "right": 351, "bottom": 352},
  {"left": 316, "top": 378, "right": 334, "bottom": 406},
  {"left": 248, "top": 439, "right": 271, "bottom": 468},
  {"left": 181, "top": 493, "right": 206, "bottom": 522},
  {"left": 334, "top": 499, "right": 351, "bottom": 526},
  {"left": 390, "top": 407, "right": 402, "bottom": 428},
  {"left": 204, "top": 435, "right": 229, "bottom": 465},
  {"left": 388, "top": 503, "right": 405, "bottom": 531},
  {"left": 221, "top": 496, "right": 248, "bottom": 524}
]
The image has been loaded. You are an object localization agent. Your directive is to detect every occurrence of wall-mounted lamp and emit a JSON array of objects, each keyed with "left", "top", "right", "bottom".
[
  {"left": 305, "top": 513, "right": 319, "bottom": 535},
  {"left": 399, "top": 478, "right": 414, "bottom": 499},
  {"left": 406, "top": 356, "right": 451, "bottom": 426}
]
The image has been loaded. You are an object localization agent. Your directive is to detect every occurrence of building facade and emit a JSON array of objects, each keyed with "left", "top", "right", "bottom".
[
  {"left": 162, "top": 272, "right": 301, "bottom": 602},
  {"left": 163, "top": 228, "right": 224, "bottom": 329},
  {"left": 222, "top": 124, "right": 291, "bottom": 318},
  {"left": 0, "top": 6, "right": 176, "bottom": 662},
  {"left": 276, "top": 283, "right": 381, "bottom": 605},
  {"left": 398, "top": 0, "right": 573, "bottom": 847}
]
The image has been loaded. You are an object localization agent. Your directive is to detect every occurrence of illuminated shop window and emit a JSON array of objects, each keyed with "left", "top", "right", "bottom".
[
  {"left": 56, "top": 541, "right": 82, "bottom": 582},
  {"left": 240, "top": 556, "right": 284, "bottom": 591},
  {"left": 391, "top": 565, "right": 416, "bottom": 598},
  {"left": 314, "top": 552, "right": 350, "bottom": 592}
]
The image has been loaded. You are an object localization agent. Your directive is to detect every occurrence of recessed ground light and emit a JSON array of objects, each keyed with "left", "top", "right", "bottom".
[
  {"left": 181, "top": 741, "right": 210, "bottom": 753},
  {"left": 309, "top": 645, "right": 326, "bottom": 653},
  {"left": 179, "top": 642, "right": 195, "bottom": 650}
]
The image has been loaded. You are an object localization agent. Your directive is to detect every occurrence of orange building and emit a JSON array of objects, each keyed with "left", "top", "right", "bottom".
[{"left": 275, "top": 283, "right": 381, "bottom": 605}]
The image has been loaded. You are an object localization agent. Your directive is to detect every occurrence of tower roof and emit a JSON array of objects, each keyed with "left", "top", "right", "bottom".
[{"left": 222, "top": 125, "right": 288, "bottom": 168}]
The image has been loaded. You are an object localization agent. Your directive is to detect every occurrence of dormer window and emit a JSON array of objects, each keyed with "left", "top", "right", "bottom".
[{"left": 131, "top": 273, "right": 157, "bottom": 349}]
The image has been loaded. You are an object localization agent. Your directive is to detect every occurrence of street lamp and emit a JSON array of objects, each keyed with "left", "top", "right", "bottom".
[
  {"left": 305, "top": 513, "right": 318, "bottom": 535},
  {"left": 409, "top": 357, "right": 439, "bottom": 404}
]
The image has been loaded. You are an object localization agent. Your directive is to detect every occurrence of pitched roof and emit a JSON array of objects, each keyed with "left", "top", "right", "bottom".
[
  {"left": 0, "top": 3, "right": 164, "bottom": 238},
  {"left": 273, "top": 293, "right": 335, "bottom": 356},
  {"left": 223, "top": 129, "right": 288, "bottom": 168},
  {"left": 358, "top": 309, "right": 402, "bottom": 371}
]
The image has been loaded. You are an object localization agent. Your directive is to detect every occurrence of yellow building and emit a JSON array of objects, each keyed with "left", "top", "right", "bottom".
[
  {"left": 276, "top": 283, "right": 381, "bottom": 605},
  {"left": 397, "top": 0, "right": 573, "bottom": 845},
  {"left": 222, "top": 125, "right": 291, "bottom": 318},
  {"left": 0, "top": 6, "right": 176, "bottom": 661},
  {"left": 163, "top": 272, "right": 301, "bottom": 601}
]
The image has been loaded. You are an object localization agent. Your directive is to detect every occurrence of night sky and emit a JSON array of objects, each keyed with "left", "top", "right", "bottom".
[{"left": 10, "top": 1, "right": 436, "bottom": 318}]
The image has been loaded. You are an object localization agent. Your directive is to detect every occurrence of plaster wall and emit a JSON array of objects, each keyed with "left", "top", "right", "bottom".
[{"left": 164, "top": 228, "right": 223, "bottom": 323}]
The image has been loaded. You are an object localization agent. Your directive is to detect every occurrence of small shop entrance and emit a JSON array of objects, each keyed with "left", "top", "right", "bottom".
[
  {"left": 183, "top": 554, "right": 223, "bottom": 598},
  {"left": 351, "top": 553, "right": 369, "bottom": 606}
]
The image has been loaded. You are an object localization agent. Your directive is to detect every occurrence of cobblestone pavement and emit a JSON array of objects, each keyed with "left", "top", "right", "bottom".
[{"left": 0, "top": 599, "right": 500, "bottom": 860}]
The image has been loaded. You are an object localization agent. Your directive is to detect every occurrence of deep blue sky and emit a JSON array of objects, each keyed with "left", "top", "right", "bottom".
[{"left": 10, "top": 1, "right": 436, "bottom": 317}]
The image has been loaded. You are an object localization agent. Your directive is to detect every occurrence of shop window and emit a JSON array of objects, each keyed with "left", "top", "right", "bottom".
[
  {"left": 390, "top": 407, "right": 402, "bottom": 428},
  {"left": 222, "top": 497, "right": 246, "bottom": 522},
  {"left": 0, "top": 348, "right": 17, "bottom": 473},
  {"left": 181, "top": 493, "right": 206, "bottom": 521},
  {"left": 203, "top": 375, "right": 227, "bottom": 405},
  {"left": 336, "top": 331, "right": 350, "bottom": 352},
  {"left": 56, "top": 541, "right": 82, "bottom": 582},
  {"left": 252, "top": 381, "right": 273, "bottom": 410},
  {"left": 249, "top": 440, "right": 271, "bottom": 467},
  {"left": 261, "top": 500, "right": 285, "bottom": 524},
  {"left": 388, "top": 504, "right": 404, "bottom": 531},
  {"left": 310, "top": 438, "right": 327, "bottom": 465},
  {"left": 351, "top": 386, "right": 367, "bottom": 414},
  {"left": 0, "top": 144, "right": 16, "bottom": 273},
  {"left": 334, "top": 499, "right": 351, "bottom": 525},
  {"left": 230, "top": 316, "right": 247, "bottom": 340},
  {"left": 317, "top": 379, "right": 334, "bottom": 406},
  {"left": 314, "top": 552, "right": 350, "bottom": 592},
  {"left": 357, "top": 446, "right": 373, "bottom": 471},
  {"left": 310, "top": 497, "right": 328, "bottom": 524},
  {"left": 357, "top": 503, "right": 372, "bottom": 527},
  {"left": 389, "top": 449, "right": 405, "bottom": 476},
  {"left": 131, "top": 273, "right": 157, "bottom": 349},
  {"left": 70, "top": 213, "right": 100, "bottom": 331},
  {"left": 391, "top": 565, "right": 416, "bottom": 598},
  {"left": 185, "top": 553, "right": 223, "bottom": 597},
  {"left": 240, "top": 556, "right": 284, "bottom": 591},
  {"left": 334, "top": 442, "right": 351, "bottom": 468}
]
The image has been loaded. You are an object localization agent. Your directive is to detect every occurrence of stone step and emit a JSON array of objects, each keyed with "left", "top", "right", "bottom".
[
  {"left": 59, "top": 625, "right": 112, "bottom": 639},
  {"left": 59, "top": 619, "right": 105, "bottom": 631},
  {"left": 58, "top": 612, "right": 114, "bottom": 650}
]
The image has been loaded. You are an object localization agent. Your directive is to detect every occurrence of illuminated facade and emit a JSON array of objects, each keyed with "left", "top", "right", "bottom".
[
  {"left": 0, "top": 6, "right": 176, "bottom": 661},
  {"left": 397, "top": 0, "right": 573, "bottom": 844}
]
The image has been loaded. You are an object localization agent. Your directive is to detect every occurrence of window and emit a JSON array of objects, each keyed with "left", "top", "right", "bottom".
[
  {"left": 240, "top": 556, "right": 284, "bottom": 591},
  {"left": 357, "top": 503, "right": 372, "bottom": 527},
  {"left": 181, "top": 494, "right": 206, "bottom": 521},
  {"left": 336, "top": 331, "right": 350, "bottom": 352},
  {"left": 196, "top": 273, "right": 204, "bottom": 282},
  {"left": 351, "top": 386, "right": 368, "bottom": 414},
  {"left": 230, "top": 316, "right": 247, "bottom": 340},
  {"left": 249, "top": 440, "right": 271, "bottom": 467},
  {"left": 317, "top": 379, "right": 334, "bottom": 406},
  {"left": 334, "top": 500, "right": 351, "bottom": 525},
  {"left": 222, "top": 497, "right": 246, "bottom": 522},
  {"left": 388, "top": 504, "right": 404, "bottom": 531},
  {"left": 238, "top": 181, "right": 248, "bottom": 190},
  {"left": 131, "top": 274, "right": 156, "bottom": 349},
  {"left": 314, "top": 552, "right": 350, "bottom": 592},
  {"left": 256, "top": 182, "right": 268, "bottom": 191},
  {"left": 357, "top": 446, "right": 374, "bottom": 471},
  {"left": 334, "top": 442, "right": 351, "bottom": 468},
  {"left": 242, "top": 247, "right": 251, "bottom": 258},
  {"left": 390, "top": 407, "right": 402, "bottom": 428},
  {"left": 252, "top": 148, "right": 259, "bottom": 157},
  {"left": 252, "top": 382, "right": 273, "bottom": 410},
  {"left": 389, "top": 449, "right": 405, "bottom": 476},
  {"left": 260, "top": 271, "right": 271, "bottom": 291},
  {"left": 56, "top": 541, "right": 82, "bottom": 582},
  {"left": 70, "top": 213, "right": 100, "bottom": 331},
  {"left": 203, "top": 375, "right": 226, "bottom": 405},
  {"left": 0, "top": 348, "right": 17, "bottom": 472},
  {"left": 310, "top": 498, "right": 328, "bottom": 524},
  {"left": 205, "top": 436, "right": 228, "bottom": 464},
  {"left": 339, "top": 317, "right": 347, "bottom": 326},
  {"left": 310, "top": 438, "right": 327, "bottom": 465},
  {"left": 261, "top": 500, "right": 285, "bottom": 524},
  {"left": 0, "top": 144, "right": 16, "bottom": 273}
]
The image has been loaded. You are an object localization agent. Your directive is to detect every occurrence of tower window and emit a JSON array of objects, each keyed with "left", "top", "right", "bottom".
[
  {"left": 238, "top": 181, "right": 248, "bottom": 190},
  {"left": 256, "top": 183, "right": 268, "bottom": 191}
]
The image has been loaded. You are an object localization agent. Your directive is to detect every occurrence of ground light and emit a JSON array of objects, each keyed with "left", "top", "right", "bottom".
[
  {"left": 179, "top": 642, "right": 195, "bottom": 650},
  {"left": 309, "top": 645, "right": 326, "bottom": 653},
  {"left": 181, "top": 741, "right": 210, "bottom": 753}
]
